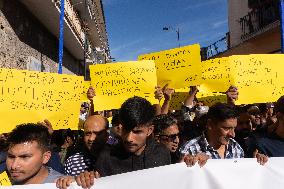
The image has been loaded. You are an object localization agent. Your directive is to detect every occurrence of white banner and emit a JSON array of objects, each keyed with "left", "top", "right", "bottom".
[{"left": 2, "top": 158, "right": 284, "bottom": 189}]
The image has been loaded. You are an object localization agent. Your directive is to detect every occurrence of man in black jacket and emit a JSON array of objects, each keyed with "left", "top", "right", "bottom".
[{"left": 56, "top": 97, "right": 171, "bottom": 189}]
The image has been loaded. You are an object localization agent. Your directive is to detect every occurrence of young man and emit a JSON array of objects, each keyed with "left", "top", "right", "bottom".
[
  {"left": 56, "top": 97, "right": 171, "bottom": 189},
  {"left": 180, "top": 103, "right": 268, "bottom": 167},
  {"left": 6, "top": 123, "right": 63, "bottom": 185},
  {"left": 153, "top": 114, "right": 181, "bottom": 163}
]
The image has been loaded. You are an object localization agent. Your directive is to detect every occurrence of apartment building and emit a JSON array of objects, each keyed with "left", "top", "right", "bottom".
[{"left": 0, "top": 0, "right": 110, "bottom": 77}]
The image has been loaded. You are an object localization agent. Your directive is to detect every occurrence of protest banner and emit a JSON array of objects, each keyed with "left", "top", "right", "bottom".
[
  {"left": 0, "top": 172, "right": 11, "bottom": 186},
  {"left": 201, "top": 57, "right": 234, "bottom": 92},
  {"left": 138, "top": 44, "right": 202, "bottom": 89},
  {"left": 2, "top": 158, "right": 284, "bottom": 189},
  {"left": 89, "top": 61, "right": 158, "bottom": 111},
  {"left": 229, "top": 54, "right": 284, "bottom": 105},
  {"left": 0, "top": 68, "right": 84, "bottom": 133}
]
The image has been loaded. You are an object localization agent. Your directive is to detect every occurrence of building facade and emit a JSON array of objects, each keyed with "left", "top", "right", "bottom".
[
  {"left": 202, "top": 0, "right": 281, "bottom": 59},
  {"left": 0, "top": 0, "right": 109, "bottom": 77}
]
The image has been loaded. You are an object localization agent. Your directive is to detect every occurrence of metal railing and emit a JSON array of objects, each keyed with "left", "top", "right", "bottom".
[
  {"left": 239, "top": 0, "right": 280, "bottom": 39},
  {"left": 201, "top": 32, "right": 230, "bottom": 60},
  {"left": 55, "top": 0, "right": 84, "bottom": 44}
]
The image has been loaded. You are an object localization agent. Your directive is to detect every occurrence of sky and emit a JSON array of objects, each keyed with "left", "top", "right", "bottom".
[{"left": 101, "top": 0, "right": 228, "bottom": 62}]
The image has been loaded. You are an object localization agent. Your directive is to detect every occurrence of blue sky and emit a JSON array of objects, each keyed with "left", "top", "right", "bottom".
[{"left": 102, "top": 0, "right": 228, "bottom": 62}]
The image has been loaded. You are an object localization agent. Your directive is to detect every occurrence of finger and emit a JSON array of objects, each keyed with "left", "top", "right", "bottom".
[
  {"left": 55, "top": 178, "right": 61, "bottom": 188},
  {"left": 83, "top": 171, "right": 92, "bottom": 189},
  {"left": 80, "top": 174, "right": 87, "bottom": 189},
  {"left": 198, "top": 156, "right": 208, "bottom": 167},
  {"left": 75, "top": 175, "right": 82, "bottom": 187},
  {"left": 192, "top": 156, "right": 197, "bottom": 166},
  {"left": 95, "top": 171, "right": 101, "bottom": 178},
  {"left": 89, "top": 171, "right": 95, "bottom": 186},
  {"left": 62, "top": 178, "right": 68, "bottom": 189},
  {"left": 44, "top": 119, "right": 51, "bottom": 125}
]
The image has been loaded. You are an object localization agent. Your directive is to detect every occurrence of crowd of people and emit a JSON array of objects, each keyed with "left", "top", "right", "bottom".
[{"left": 1, "top": 84, "right": 284, "bottom": 188}]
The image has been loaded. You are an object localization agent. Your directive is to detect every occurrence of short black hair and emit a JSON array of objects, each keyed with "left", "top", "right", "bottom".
[
  {"left": 111, "top": 113, "right": 120, "bottom": 127},
  {"left": 207, "top": 103, "right": 238, "bottom": 123},
  {"left": 275, "top": 96, "right": 284, "bottom": 114},
  {"left": 153, "top": 114, "right": 177, "bottom": 135},
  {"left": 7, "top": 123, "right": 51, "bottom": 151},
  {"left": 119, "top": 96, "right": 155, "bottom": 131}
]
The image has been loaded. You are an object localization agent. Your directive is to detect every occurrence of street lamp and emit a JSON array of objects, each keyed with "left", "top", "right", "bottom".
[{"left": 163, "top": 26, "right": 180, "bottom": 47}]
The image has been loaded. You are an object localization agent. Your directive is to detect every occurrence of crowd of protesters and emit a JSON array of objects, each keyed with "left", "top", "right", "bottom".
[{"left": 1, "top": 84, "right": 284, "bottom": 188}]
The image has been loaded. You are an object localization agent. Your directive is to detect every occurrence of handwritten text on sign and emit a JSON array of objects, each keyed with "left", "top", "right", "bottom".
[
  {"left": 138, "top": 44, "right": 202, "bottom": 89},
  {"left": 201, "top": 57, "right": 234, "bottom": 92},
  {"left": 90, "top": 61, "right": 158, "bottom": 111},
  {"left": 0, "top": 68, "right": 84, "bottom": 133},
  {"left": 230, "top": 55, "right": 284, "bottom": 105}
]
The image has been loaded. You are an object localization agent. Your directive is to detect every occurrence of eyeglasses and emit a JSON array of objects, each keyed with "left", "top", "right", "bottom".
[{"left": 159, "top": 133, "right": 179, "bottom": 142}]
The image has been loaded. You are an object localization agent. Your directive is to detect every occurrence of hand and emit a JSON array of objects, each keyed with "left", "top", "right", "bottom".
[
  {"left": 226, "top": 85, "right": 238, "bottom": 105},
  {"left": 154, "top": 86, "right": 163, "bottom": 101},
  {"left": 253, "top": 149, "right": 268, "bottom": 165},
  {"left": 75, "top": 171, "right": 100, "bottom": 189},
  {"left": 183, "top": 153, "right": 209, "bottom": 167},
  {"left": 37, "top": 119, "right": 53, "bottom": 135},
  {"left": 56, "top": 176, "right": 75, "bottom": 189},
  {"left": 189, "top": 86, "right": 199, "bottom": 96},
  {"left": 87, "top": 86, "right": 96, "bottom": 101},
  {"left": 162, "top": 84, "right": 174, "bottom": 101}
]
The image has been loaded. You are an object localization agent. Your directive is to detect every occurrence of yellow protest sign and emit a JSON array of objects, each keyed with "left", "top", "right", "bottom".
[
  {"left": 196, "top": 85, "right": 227, "bottom": 106},
  {"left": 169, "top": 91, "right": 188, "bottom": 110},
  {"left": 138, "top": 44, "right": 202, "bottom": 89},
  {"left": 229, "top": 54, "right": 284, "bottom": 105},
  {"left": 0, "top": 68, "right": 84, "bottom": 133},
  {"left": 82, "top": 81, "right": 91, "bottom": 102},
  {"left": 90, "top": 61, "right": 158, "bottom": 111},
  {"left": 0, "top": 171, "right": 12, "bottom": 186},
  {"left": 201, "top": 57, "right": 234, "bottom": 92}
]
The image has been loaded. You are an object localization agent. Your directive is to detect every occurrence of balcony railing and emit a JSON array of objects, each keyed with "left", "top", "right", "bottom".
[
  {"left": 239, "top": 0, "right": 280, "bottom": 39},
  {"left": 55, "top": 0, "right": 84, "bottom": 44},
  {"left": 201, "top": 32, "right": 230, "bottom": 60}
]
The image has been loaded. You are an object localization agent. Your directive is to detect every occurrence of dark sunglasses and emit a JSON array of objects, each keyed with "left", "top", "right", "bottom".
[{"left": 159, "top": 133, "right": 180, "bottom": 142}]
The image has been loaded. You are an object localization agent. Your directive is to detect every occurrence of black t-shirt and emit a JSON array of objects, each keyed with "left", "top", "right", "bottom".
[
  {"left": 249, "top": 132, "right": 284, "bottom": 157},
  {"left": 95, "top": 138, "right": 171, "bottom": 177}
]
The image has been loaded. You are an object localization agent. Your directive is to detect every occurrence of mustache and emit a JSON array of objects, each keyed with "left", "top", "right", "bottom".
[{"left": 124, "top": 141, "right": 137, "bottom": 146}]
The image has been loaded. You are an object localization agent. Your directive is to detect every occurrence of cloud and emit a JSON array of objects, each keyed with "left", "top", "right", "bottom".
[
  {"left": 212, "top": 20, "right": 227, "bottom": 29},
  {"left": 184, "top": 0, "right": 226, "bottom": 10},
  {"left": 111, "top": 39, "right": 143, "bottom": 53}
]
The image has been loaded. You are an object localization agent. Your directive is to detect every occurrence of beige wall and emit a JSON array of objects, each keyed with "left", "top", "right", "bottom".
[{"left": 228, "top": 0, "right": 250, "bottom": 47}]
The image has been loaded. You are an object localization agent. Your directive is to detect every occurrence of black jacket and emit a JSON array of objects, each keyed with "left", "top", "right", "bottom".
[{"left": 95, "top": 138, "right": 171, "bottom": 177}]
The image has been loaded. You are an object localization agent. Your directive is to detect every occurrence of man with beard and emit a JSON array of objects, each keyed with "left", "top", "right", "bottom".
[
  {"left": 6, "top": 124, "right": 63, "bottom": 184},
  {"left": 64, "top": 115, "right": 109, "bottom": 176}
]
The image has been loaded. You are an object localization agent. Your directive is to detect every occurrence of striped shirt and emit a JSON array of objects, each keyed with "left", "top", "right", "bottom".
[
  {"left": 180, "top": 135, "right": 244, "bottom": 159},
  {"left": 64, "top": 152, "right": 95, "bottom": 176}
]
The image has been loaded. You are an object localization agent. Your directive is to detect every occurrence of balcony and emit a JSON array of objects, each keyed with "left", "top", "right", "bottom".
[
  {"left": 239, "top": 0, "right": 280, "bottom": 40},
  {"left": 70, "top": 0, "right": 110, "bottom": 60},
  {"left": 20, "top": 0, "right": 85, "bottom": 60},
  {"left": 201, "top": 32, "right": 230, "bottom": 60},
  {"left": 58, "top": 0, "right": 84, "bottom": 44}
]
